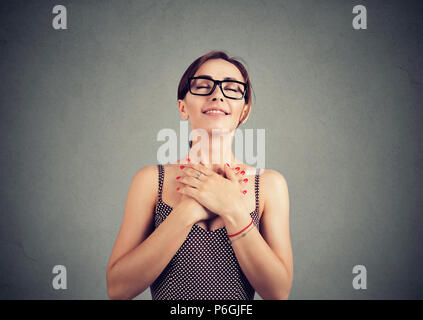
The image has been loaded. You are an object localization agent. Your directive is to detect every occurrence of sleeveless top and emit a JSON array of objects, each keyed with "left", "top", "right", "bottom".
[{"left": 150, "top": 164, "right": 261, "bottom": 300}]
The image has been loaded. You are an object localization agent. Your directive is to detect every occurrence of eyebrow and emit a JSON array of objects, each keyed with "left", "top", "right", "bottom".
[{"left": 196, "top": 74, "right": 242, "bottom": 82}]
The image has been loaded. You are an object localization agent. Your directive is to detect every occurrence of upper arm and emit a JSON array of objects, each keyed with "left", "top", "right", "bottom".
[
  {"left": 261, "top": 169, "right": 293, "bottom": 280},
  {"left": 106, "top": 165, "right": 158, "bottom": 273}
]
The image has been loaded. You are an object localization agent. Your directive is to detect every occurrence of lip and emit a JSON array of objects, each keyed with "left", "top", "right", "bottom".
[
  {"left": 203, "top": 112, "right": 227, "bottom": 117},
  {"left": 202, "top": 107, "right": 230, "bottom": 116}
]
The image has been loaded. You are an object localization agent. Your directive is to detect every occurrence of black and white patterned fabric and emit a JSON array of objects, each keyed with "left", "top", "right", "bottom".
[{"left": 150, "top": 164, "right": 261, "bottom": 300}]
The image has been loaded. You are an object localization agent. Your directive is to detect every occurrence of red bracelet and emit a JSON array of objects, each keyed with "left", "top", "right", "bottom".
[{"left": 227, "top": 217, "right": 254, "bottom": 238}]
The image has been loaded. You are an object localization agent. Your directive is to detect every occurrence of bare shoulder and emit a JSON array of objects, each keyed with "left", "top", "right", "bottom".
[
  {"left": 132, "top": 165, "right": 158, "bottom": 186},
  {"left": 260, "top": 168, "right": 288, "bottom": 190},
  {"left": 129, "top": 165, "right": 159, "bottom": 204},
  {"left": 259, "top": 168, "right": 289, "bottom": 211}
]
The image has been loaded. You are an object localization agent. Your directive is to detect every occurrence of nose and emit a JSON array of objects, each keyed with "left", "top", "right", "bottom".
[{"left": 209, "top": 83, "right": 224, "bottom": 102}]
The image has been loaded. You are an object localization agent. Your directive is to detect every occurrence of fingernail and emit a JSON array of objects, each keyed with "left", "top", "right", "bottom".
[
  {"left": 242, "top": 190, "right": 247, "bottom": 195},
  {"left": 226, "top": 163, "right": 230, "bottom": 167},
  {"left": 180, "top": 165, "right": 185, "bottom": 169},
  {"left": 187, "top": 158, "right": 190, "bottom": 162},
  {"left": 240, "top": 170, "right": 245, "bottom": 175},
  {"left": 176, "top": 176, "right": 181, "bottom": 180},
  {"left": 235, "top": 167, "right": 240, "bottom": 171},
  {"left": 176, "top": 187, "right": 180, "bottom": 191},
  {"left": 243, "top": 178, "right": 248, "bottom": 182}
]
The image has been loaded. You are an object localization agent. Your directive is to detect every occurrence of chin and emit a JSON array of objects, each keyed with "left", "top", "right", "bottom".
[{"left": 206, "top": 126, "right": 237, "bottom": 136}]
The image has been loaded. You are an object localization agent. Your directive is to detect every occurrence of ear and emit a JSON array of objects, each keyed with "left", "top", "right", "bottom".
[
  {"left": 238, "top": 103, "right": 251, "bottom": 125},
  {"left": 178, "top": 99, "right": 189, "bottom": 120}
]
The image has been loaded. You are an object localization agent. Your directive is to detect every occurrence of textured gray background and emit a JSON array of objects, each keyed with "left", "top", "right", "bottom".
[{"left": 0, "top": 0, "right": 422, "bottom": 299}]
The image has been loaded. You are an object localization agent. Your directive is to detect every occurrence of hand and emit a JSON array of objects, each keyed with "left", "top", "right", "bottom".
[
  {"left": 179, "top": 192, "right": 218, "bottom": 223},
  {"left": 176, "top": 162, "right": 249, "bottom": 219}
]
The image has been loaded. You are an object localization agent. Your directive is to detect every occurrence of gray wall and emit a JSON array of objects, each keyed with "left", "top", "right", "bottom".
[{"left": 0, "top": 0, "right": 422, "bottom": 299}]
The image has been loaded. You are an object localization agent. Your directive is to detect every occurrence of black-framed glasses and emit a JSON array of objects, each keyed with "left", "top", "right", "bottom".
[{"left": 188, "top": 76, "right": 247, "bottom": 100}]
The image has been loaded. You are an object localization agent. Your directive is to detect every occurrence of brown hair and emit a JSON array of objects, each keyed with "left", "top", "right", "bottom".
[{"left": 177, "top": 50, "right": 255, "bottom": 128}]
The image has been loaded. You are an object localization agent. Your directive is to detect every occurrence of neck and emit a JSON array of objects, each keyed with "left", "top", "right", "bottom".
[{"left": 187, "top": 130, "right": 238, "bottom": 174}]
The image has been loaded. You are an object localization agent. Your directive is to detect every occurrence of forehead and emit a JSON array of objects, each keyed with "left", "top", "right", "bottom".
[{"left": 194, "top": 59, "right": 245, "bottom": 82}]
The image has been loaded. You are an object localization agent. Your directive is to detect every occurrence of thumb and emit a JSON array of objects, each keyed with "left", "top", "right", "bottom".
[{"left": 224, "top": 163, "right": 237, "bottom": 181}]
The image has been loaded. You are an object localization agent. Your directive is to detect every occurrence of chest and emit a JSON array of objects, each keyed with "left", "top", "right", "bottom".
[{"left": 161, "top": 169, "right": 261, "bottom": 232}]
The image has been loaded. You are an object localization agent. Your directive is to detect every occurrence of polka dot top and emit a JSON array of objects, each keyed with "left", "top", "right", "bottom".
[{"left": 150, "top": 164, "right": 261, "bottom": 300}]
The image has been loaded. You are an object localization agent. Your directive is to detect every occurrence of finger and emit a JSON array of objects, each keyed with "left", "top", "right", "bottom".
[
  {"left": 184, "top": 162, "right": 214, "bottom": 176},
  {"left": 233, "top": 165, "right": 241, "bottom": 174},
  {"left": 233, "top": 166, "right": 246, "bottom": 177},
  {"left": 179, "top": 166, "right": 207, "bottom": 181},
  {"left": 237, "top": 168, "right": 246, "bottom": 176},
  {"left": 224, "top": 163, "right": 238, "bottom": 182},
  {"left": 179, "top": 175, "right": 202, "bottom": 189},
  {"left": 237, "top": 178, "right": 248, "bottom": 195},
  {"left": 238, "top": 177, "right": 249, "bottom": 184},
  {"left": 177, "top": 185, "right": 200, "bottom": 200}
]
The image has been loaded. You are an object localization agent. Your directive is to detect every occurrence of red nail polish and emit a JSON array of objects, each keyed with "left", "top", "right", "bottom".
[
  {"left": 176, "top": 187, "right": 180, "bottom": 191},
  {"left": 176, "top": 176, "right": 181, "bottom": 180},
  {"left": 242, "top": 190, "right": 247, "bottom": 195},
  {"left": 180, "top": 165, "right": 185, "bottom": 169},
  {"left": 235, "top": 167, "right": 240, "bottom": 171},
  {"left": 226, "top": 163, "right": 230, "bottom": 167},
  {"left": 187, "top": 158, "right": 190, "bottom": 162},
  {"left": 240, "top": 170, "right": 245, "bottom": 175},
  {"left": 243, "top": 178, "right": 248, "bottom": 182}
]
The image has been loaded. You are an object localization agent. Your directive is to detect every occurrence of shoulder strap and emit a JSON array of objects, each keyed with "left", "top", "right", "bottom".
[
  {"left": 254, "top": 167, "right": 260, "bottom": 213},
  {"left": 157, "top": 164, "right": 164, "bottom": 202}
]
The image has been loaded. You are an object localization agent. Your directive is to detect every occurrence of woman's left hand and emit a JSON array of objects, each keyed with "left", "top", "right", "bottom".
[{"left": 176, "top": 162, "right": 249, "bottom": 219}]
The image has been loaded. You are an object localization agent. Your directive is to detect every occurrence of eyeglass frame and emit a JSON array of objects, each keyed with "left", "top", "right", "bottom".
[{"left": 187, "top": 76, "right": 247, "bottom": 100}]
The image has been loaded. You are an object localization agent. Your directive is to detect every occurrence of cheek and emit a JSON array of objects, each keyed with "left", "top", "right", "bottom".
[
  {"left": 231, "top": 104, "right": 246, "bottom": 118},
  {"left": 185, "top": 94, "right": 201, "bottom": 106}
]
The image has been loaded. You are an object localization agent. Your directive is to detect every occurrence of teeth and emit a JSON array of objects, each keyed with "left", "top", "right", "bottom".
[{"left": 205, "top": 110, "right": 226, "bottom": 115}]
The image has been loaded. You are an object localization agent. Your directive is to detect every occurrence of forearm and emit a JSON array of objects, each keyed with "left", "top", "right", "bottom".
[
  {"left": 107, "top": 203, "right": 196, "bottom": 300},
  {"left": 223, "top": 211, "right": 292, "bottom": 300}
]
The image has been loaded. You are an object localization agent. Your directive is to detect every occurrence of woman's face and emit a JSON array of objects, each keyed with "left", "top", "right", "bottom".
[{"left": 178, "top": 58, "right": 250, "bottom": 134}]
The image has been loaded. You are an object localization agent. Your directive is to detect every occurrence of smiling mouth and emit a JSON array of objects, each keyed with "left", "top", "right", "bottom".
[{"left": 202, "top": 110, "right": 229, "bottom": 116}]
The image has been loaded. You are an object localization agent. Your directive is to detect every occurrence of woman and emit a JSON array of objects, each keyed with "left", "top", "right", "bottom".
[{"left": 106, "top": 51, "right": 293, "bottom": 300}]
